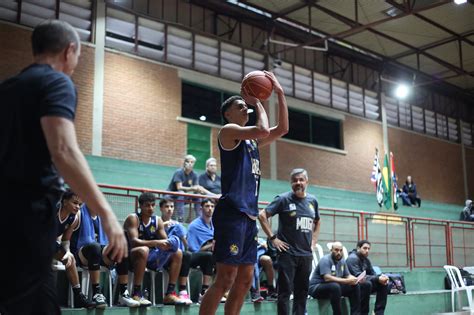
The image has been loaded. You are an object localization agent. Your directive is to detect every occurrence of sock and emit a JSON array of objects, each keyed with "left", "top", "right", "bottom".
[
  {"left": 133, "top": 285, "right": 141, "bottom": 296},
  {"left": 179, "top": 284, "right": 187, "bottom": 292},
  {"left": 166, "top": 283, "right": 176, "bottom": 295},
  {"left": 119, "top": 283, "right": 128, "bottom": 295},
  {"left": 92, "top": 284, "right": 101, "bottom": 296},
  {"left": 72, "top": 286, "right": 81, "bottom": 296},
  {"left": 201, "top": 284, "right": 209, "bottom": 295}
]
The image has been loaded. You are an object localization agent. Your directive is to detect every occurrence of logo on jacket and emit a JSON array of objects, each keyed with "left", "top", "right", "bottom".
[{"left": 229, "top": 244, "right": 239, "bottom": 255}]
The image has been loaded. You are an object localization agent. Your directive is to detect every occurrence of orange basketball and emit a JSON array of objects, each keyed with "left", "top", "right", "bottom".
[{"left": 241, "top": 71, "right": 273, "bottom": 102}]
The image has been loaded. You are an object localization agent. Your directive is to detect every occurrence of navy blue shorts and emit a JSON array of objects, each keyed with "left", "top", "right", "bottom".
[{"left": 213, "top": 204, "right": 258, "bottom": 265}]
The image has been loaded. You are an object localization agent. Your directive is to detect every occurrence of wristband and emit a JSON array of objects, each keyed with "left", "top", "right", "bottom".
[{"left": 269, "top": 234, "right": 277, "bottom": 241}]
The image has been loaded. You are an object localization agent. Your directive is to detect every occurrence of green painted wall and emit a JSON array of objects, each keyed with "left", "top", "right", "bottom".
[{"left": 85, "top": 155, "right": 463, "bottom": 221}]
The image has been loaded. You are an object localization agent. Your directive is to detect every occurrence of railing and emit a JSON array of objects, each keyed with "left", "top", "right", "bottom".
[{"left": 98, "top": 183, "right": 474, "bottom": 270}]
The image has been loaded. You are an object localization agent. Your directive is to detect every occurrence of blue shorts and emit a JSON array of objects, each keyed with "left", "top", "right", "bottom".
[
  {"left": 146, "top": 235, "right": 181, "bottom": 271},
  {"left": 213, "top": 203, "right": 258, "bottom": 265}
]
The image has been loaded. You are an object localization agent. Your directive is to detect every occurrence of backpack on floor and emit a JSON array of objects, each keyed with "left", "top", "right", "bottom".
[{"left": 385, "top": 273, "right": 406, "bottom": 294}]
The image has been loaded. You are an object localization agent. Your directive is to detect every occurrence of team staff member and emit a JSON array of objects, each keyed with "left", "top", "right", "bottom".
[
  {"left": 0, "top": 20, "right": 126, "bottom": 315},
  {"left": 259, "top": 168, "right": 320, "bottom": 315}
]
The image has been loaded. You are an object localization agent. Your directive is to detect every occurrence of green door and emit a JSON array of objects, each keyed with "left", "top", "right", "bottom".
[{"left": 187, "top": 123, "right": 210, "bottom": 170}]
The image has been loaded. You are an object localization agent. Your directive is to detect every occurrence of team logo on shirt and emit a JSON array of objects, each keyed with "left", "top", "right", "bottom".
[
  {"left": 309, "top": 204, "right": 314, "bottom": 211},
  {"left": 289, "top": 211, "right": 296, "bottom": 217},
  {"left": 229, "top": 244, "right": 239, "bottom": 255},
  {"left": 296, "top": 217, "right": 313, "bottom": 231},
  {"left": 188, "top": 179, "right": 192, "bottom": 185},
  {"left": 289, "top": 203, "right": 296, "bottom": 210},
  {"left": 150, "top": 226, "right": 156, "bottom": 233},
  {"left": 246, "top": 139, "right": 257, "bottom": 152}
]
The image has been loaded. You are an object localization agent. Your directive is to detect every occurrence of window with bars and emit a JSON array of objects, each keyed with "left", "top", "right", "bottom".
[
  {"left": 284, "top": 108, "right": 342, "bottom": 150},
  {"left": 181, "top": 82, "right": 256, "bottom": 126}
]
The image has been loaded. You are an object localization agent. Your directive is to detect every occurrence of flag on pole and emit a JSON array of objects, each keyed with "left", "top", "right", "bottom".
[
  {"left": 371, "top": 149, "right": 383, "bottom": 207},
  {"left": 381, "top": 153, "right": 392, "bottom": 210},
  {"left": 390, "top": 152, "right": 398, "bottom": 210}
]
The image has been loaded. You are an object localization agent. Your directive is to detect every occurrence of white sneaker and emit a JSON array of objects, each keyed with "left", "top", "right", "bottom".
[
  {"left": 178, "top": 290, "right": 193, "bottom": 305},
  {"left": 119, "top": 290, "right": 140, "bottom": 307},
  {"left": 132, "top": 294, "right": 152, "bottom": 306}
]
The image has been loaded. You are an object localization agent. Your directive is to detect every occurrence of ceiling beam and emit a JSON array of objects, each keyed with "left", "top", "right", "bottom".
[
  {"left": 271, "top": 1, "right": 308, "bottom": 20},
  {"left": 368, "top": 28, "right": 472, "bottom": 77},
  {"left": 294, "top": 0, "right": 471, "bottom": 77},
  {"left": 276, "top": 0, "right": 451, "bottom": 53},
  {"left": 384, "top": 0, "right": 474, "bottom": 45},
  {"left": 209, "top": 0, "right": 473, "bottom": 98},
  {"left": 391, "top": 30, "right": 474, "bottom": 59},
  {"left": 413, "top": 13, "right": 474, "bottom": 45}
]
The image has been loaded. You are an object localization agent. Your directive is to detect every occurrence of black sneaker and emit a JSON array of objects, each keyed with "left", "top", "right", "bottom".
[
  {"left": 250, "top": 289, "right": 264, "bottom": 303},
  {"left": 266, "top": 290, "right": 278, "bottom": 302},
  {"left": 92, "top": 293, "right": 107, "bottom": 309},
  {"left": 74, "top": 292, "right": 95, "bottom": 309}
]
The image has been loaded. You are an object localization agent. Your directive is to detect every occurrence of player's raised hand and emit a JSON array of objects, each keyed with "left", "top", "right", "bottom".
[
  {"left": 102, "top": 214, "right": 128, "bottom": 262},
  {"left": 263, "top": 71, "right": 284, "bottom": 94}
]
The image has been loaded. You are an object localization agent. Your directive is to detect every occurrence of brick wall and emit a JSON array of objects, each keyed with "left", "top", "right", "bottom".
[
  {"left": 102, "top": 51, "right": 185, "bottom": 166},
  {"left": 276, "top": 116, "right": 384, "bottom": 192},
  {"left": 0, "top": 23, "right": 93, "bottom": 153},
  {"left": 389, "top": 128, "right": 464, "bottom": 204},
  {"left": 466, "top": 147, "right": 474, "bottom": 199}
]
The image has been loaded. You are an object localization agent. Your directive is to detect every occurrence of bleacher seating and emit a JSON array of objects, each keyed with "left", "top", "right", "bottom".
[
  {"left": 86, "top": 155, "right": 463, "bottom": 221},
  {"left": 48, "top": 155, "right": 471, "bottom": 314}
]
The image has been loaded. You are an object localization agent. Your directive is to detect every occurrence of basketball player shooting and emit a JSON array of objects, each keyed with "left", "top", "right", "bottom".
[{"left": 198, "top": 70, "right": 288, "bottom": 315}]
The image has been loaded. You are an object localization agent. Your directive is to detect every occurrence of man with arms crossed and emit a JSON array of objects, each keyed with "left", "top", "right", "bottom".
[
  {"left": 0, "top": 20, "right": 126, "bottom": 315},
  {"left": 199, "top": 71, "right": 288, "bottom": 315},
  {"left": 259, "top": 168, "right": 320, "bottom": 315}
]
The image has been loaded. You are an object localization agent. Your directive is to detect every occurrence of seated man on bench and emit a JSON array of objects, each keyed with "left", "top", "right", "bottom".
[{"left": 309, "top": 242, "right": 361, "bottom": 315}]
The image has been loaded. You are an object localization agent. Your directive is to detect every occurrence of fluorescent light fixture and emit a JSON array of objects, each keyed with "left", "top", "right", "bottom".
[
  {"left": 454, "top": 0, "right": 467, "bottom": 4},
  {"left": 394, "top": 84, "right": 409, "bottom": 99},
  {"left": 199, "top": 115, "right": 206, "bottom": 121}
]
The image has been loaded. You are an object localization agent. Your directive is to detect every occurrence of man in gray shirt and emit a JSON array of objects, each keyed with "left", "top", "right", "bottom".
[
  {"left": 309, "top": 242, "right": 361, "bottom": 315},
  {"left": 259, "top": 168, "right": 320, "bottom": 315},
  {"left": 346, "top": 240, "right": 389, "bottom": 315}
]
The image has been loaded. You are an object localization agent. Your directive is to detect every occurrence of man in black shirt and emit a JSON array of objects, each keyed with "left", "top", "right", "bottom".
[
  {"left": 258, "top": 168, "right": 320, "bottom": 315},
  {"left": 346, "top": 240, "right": 389, "bottom": 315},
  {"left": 309, "top": 242, "right": 361, "bottom": 315},
  {"left": 0, "top": 20, "right": 127, "bottom": 315}
]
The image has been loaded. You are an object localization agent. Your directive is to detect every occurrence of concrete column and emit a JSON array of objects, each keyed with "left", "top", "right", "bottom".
[{"left": 91, "top": 0, "right": 106, "bottom": 156}]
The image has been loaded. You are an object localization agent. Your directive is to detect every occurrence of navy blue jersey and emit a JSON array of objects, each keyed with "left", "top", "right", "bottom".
[
  {"left": 137, "top": 214, "right": 159, "bottom": 240},
  {"left": 56, "top": 211, "right": 76, "bottom": 237},
  {"left": 266, "top": 191, "right": 319, "bottom": 256},
  {"left": 0, "top": 63, "right": 76, "bottom": 195},
  {"left": 218, "top": 138, "right": 261, "bottom": 217}
]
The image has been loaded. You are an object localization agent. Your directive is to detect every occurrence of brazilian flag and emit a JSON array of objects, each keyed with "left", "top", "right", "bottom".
[{"left": 381, "top": 154, "right": 392, "bottom": 210}]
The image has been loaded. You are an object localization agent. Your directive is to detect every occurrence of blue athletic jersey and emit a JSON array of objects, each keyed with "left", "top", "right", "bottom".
[
  {"left": 218, "top": 138, "right": 261, "bottom": 217},
  {"left": 56, "top": 211, "right": 76, "bottom": 237},
  {"left": 136, "top": 214, "right": 159, "bottom": 240}
]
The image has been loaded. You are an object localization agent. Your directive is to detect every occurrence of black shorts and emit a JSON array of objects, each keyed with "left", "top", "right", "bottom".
[{"left": 213, "top": 204, "right": 258, "bottom": 265}]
